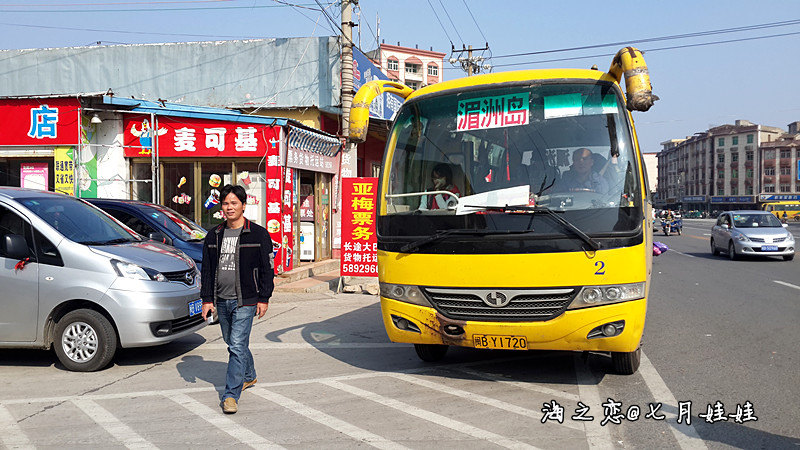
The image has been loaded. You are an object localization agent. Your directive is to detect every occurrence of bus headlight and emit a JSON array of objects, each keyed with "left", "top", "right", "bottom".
[
  {"left": 568, "top": 282, "right": 645, "bottom": 309},
  {"left": 379, "top": 283, "right": 432, "bottom": 307}
]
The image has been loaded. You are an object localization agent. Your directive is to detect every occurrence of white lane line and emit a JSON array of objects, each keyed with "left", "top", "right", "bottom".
[
  {"left": 668, "top": 249, "right": 696, "bottom": 258},
  {"left": 249, "top": 387, "right": 409, "bottom": 450},
  {"left": 387, "top": 373, "right": 583, "bottom": 431},
  {"left": 0, "top": 356, "right": 544, "bottom": 406},
  {"left": 72, "top": 399, "right": 156, "bottom": 449},
  {"left": 773, "top": 280, "right": 800, "bottom": 291},
  {"left": 204, "top": 343, "right": 401, "bottom": 350},
  {"left": 166, "top": 393, "right": 284, "bottom": 450},
  {"left": 638, "top": 353, "right": 707, "bottom": 450},
  {"left": 0, "top": 404, "right": 34, "bottom": 450},
  {"left": 323, "top": 380, "right": 540, "bottom": 450},
  {"left": 453, "top": 367, "right": 581, "bottom": 403},
  {"left": 572, "top": 356, "right": 613, "bottom": 449}
]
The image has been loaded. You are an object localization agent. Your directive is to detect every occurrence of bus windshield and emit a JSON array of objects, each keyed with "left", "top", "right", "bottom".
[{"left": 380, "top": 82, "right": 644, "bottom": 250}]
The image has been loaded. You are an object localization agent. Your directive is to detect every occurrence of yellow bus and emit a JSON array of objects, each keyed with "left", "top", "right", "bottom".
[
  {"left": 350, "top": 48, "right": 657, "bottom": 374},
  {"left": 762, "top": 201, "right": 800, "bottom": 222}
]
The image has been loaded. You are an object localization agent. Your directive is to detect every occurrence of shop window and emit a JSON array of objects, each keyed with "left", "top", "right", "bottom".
[
  {"left": 199, "top": 162, "right": 233, "bottom": 230},
  {"left": 131, "top": 162, "right": 154, "bottom": 203},
  {"left": 235, "top": 162, "right": 267, "bottom": 227},
  {"left": 162, "top": 162, "right": 194, "bottom": 220}
]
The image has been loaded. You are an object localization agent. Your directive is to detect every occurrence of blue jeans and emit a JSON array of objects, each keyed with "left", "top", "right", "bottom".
[{"left": 216, "top": 299, "right": 257, "bottom": 401}]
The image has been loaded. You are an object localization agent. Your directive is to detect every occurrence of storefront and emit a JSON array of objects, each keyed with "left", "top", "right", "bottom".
[
  {"left": 1, "top": 95, "right": 341, "bottom": 274},
  {"left": 709, "top": 196, "right": 756, "bottom": 213},
  {"left": 0, "top": 96, "right": 83, "bottom": 195}
]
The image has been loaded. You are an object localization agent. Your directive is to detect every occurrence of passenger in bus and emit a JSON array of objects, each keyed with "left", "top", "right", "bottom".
[
  {"left": 555, "top": 148, "right": 609, "bottom": 194},
  {"left": 420, "top": 163, "right": 461, "bottom": 210}
]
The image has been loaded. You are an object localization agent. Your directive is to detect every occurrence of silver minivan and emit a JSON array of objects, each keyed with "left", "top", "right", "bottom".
[
  {"left": 0, "top": 187, "right": 205, "bottom": 371},
  {"left": 711, "top": 210, "right": 796, "bottom": 261}
]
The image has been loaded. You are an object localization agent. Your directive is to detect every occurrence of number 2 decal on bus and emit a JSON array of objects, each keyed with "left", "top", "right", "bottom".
[{"left": 594, "top": 261, "right": 605, "bottom": 275}]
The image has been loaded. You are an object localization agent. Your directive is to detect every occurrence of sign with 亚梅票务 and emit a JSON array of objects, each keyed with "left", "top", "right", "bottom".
[{"left": 341, "top": 177, "right": 378, "bottom": 277}]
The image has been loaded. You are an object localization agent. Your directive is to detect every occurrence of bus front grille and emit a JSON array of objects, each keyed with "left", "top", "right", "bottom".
[{"left": 423, "top": 287, "right": 577, "bottom": 322}]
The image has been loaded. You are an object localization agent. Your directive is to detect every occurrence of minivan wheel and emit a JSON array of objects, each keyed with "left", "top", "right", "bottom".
[
  {"left": 728, "top": 242, "right": 738, "bottom": 261},
  {"left": 414, "top": 344, "right": 448, "bottom": 362},
  {"left": 611, "top": 347, "right": 641, "bottom": 375},
  {"left": 54, "top": 309, "right": 117, "bottom": 372},
  {"left": 711, "top": 238, "right": 719, "bottom": 256}
]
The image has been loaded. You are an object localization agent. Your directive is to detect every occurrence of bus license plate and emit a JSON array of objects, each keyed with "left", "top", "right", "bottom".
[
  {"left": 473, "top": 334, "right": 527, "bottom": 350},
  {"left": 188, "top": 299, "right": 203, "bottom": 316},
  {"left": 761, "top": 245, "right": 779, "bottom": 251}
]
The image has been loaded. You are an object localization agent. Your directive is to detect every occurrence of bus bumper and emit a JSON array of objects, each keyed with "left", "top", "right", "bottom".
[{"left": 380, "top": 297, "right": 646, "bottom": 353}]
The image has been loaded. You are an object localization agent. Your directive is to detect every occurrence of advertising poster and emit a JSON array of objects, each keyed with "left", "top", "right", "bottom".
[
  {"left": 54, "top": 146, "right": 75, "bottom": 195},
  {"left": 340, "top": 177, "right": 378, "bottom": 277},
  {"left": 79, "top": 116, "right": 98, "bottom": 198},
  {"left": 265, "top": 143, "right": 294, "bottom": 274},
  {"left": 20, "top": 163, "right": 48, "bottom": 190}
]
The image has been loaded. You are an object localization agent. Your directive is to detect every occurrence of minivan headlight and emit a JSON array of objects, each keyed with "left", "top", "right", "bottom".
[
  {"left": 568, "top": 282, "right": 645, "bottom": 309},
  {"left": 111, "top": 259, "right": 168, "bottom": 282},
  {"left": 379, "top": 283, "right": 431, "bottom": 307}
]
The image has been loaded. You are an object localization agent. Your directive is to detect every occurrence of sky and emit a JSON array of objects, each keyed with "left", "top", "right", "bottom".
[{"left": 1, "top": 0, "right": 798, "bottom": 153}]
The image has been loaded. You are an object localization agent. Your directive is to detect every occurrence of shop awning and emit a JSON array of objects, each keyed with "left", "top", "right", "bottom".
[{"left": 287, "top": 125, "right": 341, "bottom": 157}]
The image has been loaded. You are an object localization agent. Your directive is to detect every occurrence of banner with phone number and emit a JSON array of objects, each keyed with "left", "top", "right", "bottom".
[{"left": 341, "top": 177, "right": 378, "bottom": 276}]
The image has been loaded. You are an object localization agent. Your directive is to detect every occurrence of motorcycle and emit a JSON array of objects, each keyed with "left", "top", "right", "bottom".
[{"left": 661, "top": 218, "right": 682, "bottom": 236}]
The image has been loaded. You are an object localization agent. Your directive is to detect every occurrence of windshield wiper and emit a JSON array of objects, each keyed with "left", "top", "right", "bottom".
[
  {"left": 464, "top": 204, "right": 601, "bottom": 251},
  {"left": 103, "top": 238, "right": 135, "bottom": 245},
  {"left": 399, "top": 228, "right": 534, "bottom": 253}
]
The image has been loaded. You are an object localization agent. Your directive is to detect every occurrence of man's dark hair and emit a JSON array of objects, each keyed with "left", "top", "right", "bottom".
[{"left": 220, "top": 184, "right": 247, "bottom": 203}]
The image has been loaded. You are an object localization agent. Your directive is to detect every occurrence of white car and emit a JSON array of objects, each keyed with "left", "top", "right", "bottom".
[{"left": 711, "top": 211, "right": 795, "bottom": 261}]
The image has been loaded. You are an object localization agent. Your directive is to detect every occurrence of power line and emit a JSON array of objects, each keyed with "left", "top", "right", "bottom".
[
  {"left": 490, "top": 18, "right": 800, "bottom": 60},
  {"left": 485, "top": 29, "right": 800, "bottom": 69},
  {"left": 0, "top": 0, "right": 230, "bottom": 5},
  {"left": 436, "top": 0, "right": 464, "bottom": 44},
  {"left": 461, "top": 0, "right": 488, "bottom": 43},
  {"left": 426, "top": 0, "right": 453, "bottom": 46},
  {"left": 0, "top": 21, "right": 272, "bottom": 39},
  {"left": 0, "top": 0, "right": 319, "bottom": 12}
]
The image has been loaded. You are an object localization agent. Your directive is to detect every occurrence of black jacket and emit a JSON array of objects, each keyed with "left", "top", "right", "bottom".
[{"left": 200, "top": 218, "right": 274, "bottom": 306}]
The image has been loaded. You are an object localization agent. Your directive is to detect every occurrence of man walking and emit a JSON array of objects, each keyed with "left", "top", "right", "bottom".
[{"left": 201, "top": 184, "right": 274, "bottom": 414}]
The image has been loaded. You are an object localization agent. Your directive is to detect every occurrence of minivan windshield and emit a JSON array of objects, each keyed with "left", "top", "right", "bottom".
[
  {"left": 19, "top": 197, "right": 142, "bottom": 244},
  {"left": 379, "top": 81, "right": 643, "bottom": 252}
]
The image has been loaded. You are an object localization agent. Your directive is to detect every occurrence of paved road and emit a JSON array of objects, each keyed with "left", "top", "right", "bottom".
[{"left": 0, "top": 221, "right": 797, "bottom": 448}]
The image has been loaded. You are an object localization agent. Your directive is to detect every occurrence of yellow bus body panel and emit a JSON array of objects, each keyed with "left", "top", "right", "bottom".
[{"left": 378, "top": 243, "right": 649, "bottom": 352}]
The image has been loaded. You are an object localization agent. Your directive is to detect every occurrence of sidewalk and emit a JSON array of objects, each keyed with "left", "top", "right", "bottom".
[{"left": 273, "top": 259, "right": 379, "bottom": 294}]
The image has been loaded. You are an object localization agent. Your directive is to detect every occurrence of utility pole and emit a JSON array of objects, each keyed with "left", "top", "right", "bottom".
[
  {"left": 449, "top": 43, "right": 491, "bottom": 77},
  {"left": 337, "top": 0, "right": 357, "bottom": 258}
]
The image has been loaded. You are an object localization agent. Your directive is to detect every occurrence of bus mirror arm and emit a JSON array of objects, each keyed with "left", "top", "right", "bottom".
[
  {"left": 350, "top": 80, "right": 414, "bottom": 143},
  {"left": 608, "top": 47, "right": 659, "bottom": 112}
]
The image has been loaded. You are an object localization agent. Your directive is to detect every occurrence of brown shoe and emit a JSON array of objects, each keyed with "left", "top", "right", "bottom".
[
  {"left": 222, "top": 397, "right": 238, "bottom": 414},
  {"left": 243, "top": 378, "right": 257, "bottom": 390}
]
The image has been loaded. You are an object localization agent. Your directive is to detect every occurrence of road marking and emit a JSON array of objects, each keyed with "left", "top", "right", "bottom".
[
  {"left": 0, "top": 404, "right": 34, "bottom": 450},
  {"left": 573, "top": 356, "right": 613, "bottom": 449},
  {"left": 452, "top": 367, "right": 581, "bottom": 402},
  {"left": 773, "top": 280, "right": 800, "bottom": 291},
  {"left": 72, "top": 399, "right": 156, "bottom": 449},
  {"left": 387, "top": 373, "right": 583, "bottom": 431},
  {"left": 668, "top": 249, "right": 696, "bottom": 258},
  {"left": 249, "top": 387, "right": 409, "bottom": 450},
  {"left": 638, "top": 353, "right": 707, "bottom": 449},
  {"left": 166, "top": 393, "right": 283, "bottom": 449},
  {"left": 323, "top": 380, "right": 540, "bottom": 450},
  {"left": 203, "top": 343, "right": 401, "bottom": 350}
]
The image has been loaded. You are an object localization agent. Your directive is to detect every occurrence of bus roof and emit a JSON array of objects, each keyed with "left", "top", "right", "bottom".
[{"left": 407, "top": 68, "right": 619, "bottom": 101}]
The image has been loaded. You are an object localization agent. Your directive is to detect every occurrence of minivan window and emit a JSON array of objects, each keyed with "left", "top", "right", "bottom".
[
  {"left": 105, "top": 209, "right": 158, "bottom": 238},
  {"left": 0, "top": 205, "right": 35, "bottom": 258},
  {"left": 732, "top": 213, "right": 782, "bottom": 228},
  {"left": 18, "top": 197, "right": 142, "bottom": 245},
  {"left": 137, "top": 204, "right": 207, "bottom": 241}
]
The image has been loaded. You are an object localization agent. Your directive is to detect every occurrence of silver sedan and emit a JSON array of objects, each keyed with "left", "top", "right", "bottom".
[{"left": 711, "top": 210, "right": 795, "bottom": 261}]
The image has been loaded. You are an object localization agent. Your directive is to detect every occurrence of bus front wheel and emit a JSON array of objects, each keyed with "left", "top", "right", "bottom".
[
  {"left": 414, "top": 344, "right": 448, "bottom": 362},
  {"left": 611, "top": 347, "right": 641, "bottom": 375}
]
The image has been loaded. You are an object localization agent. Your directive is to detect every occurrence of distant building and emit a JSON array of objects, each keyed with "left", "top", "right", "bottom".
[
  {"left": 759, "top": 121, "right": 800, "bottom": 202},
  {"left": 368, "top": 43, "right": 446, "bottom": 90},
  {"left": 656, "top": 120, "right": 786, "bottom": 211},
  {"left": 641, "top": 152, "right": 658, "bottom": 195}
]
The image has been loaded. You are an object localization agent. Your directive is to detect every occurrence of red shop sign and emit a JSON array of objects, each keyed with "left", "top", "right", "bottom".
[
  {"left": 341, "top": 177, "right": 378, "bottom": 277},
  {"left": 0, "top": 98, "right": 80, "bottom": 146},
  {"left": 123, "top": 114, "right": 281, "bottom": 157}
]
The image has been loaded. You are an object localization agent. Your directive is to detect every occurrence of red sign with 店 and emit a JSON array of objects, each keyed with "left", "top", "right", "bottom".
[{"left": 341, "top": 177, "right": 378, "bottom": 277}]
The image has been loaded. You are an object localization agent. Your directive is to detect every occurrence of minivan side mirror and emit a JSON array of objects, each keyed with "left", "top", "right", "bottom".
[
  {"left": 3, "top": 234, "right": 30, "bottom": 260},
  {"left": 148, "top": 232, "right": 173, "bottom": 245},
  {"left": 721, "top": 223, "right": 729, "bottom": 229},
  {"left": 782, "top": 223, "right": 789, "bottom": 228}
]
